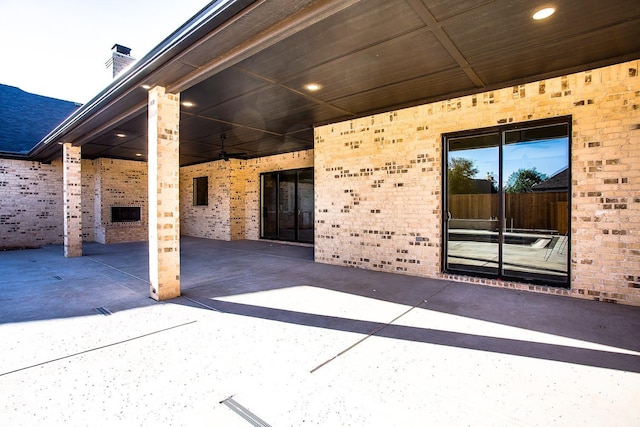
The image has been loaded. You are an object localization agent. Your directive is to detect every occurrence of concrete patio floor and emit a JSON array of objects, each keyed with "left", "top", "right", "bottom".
[{"left": 1, "top": 236, "right": 639, "bottom": 426}]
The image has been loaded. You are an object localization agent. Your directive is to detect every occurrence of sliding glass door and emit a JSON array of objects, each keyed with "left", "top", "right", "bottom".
[
  {"left": 444, "top": 118, "right": 570, "bottom": 287},
  {"left": 446, "top": 133, "right": 500, "bottom": 276},
  {"left": 261, "top": 168, "right": 314, "bottom": 243},
  {"left": 297, "top": 169, "right": 314, "bottom": 243}
]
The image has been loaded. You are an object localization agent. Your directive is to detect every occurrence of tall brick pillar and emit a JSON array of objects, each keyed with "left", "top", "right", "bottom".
[
  {"left": 63, "top": 143, "right": 82, "bottom": 257},
  {"left": 147, "top": 86, "right": 181, "bottom": 300}
]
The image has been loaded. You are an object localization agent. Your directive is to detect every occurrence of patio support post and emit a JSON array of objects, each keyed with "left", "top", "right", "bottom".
[
  {"left": 147, "top": 86, "right": 181, "bottom": 300},
  {"left": 63, "top": 143, "right": 82, "bottom": 257}
]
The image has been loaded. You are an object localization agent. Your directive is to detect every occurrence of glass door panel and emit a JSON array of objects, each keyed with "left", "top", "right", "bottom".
[
  {"left": 278, "top": 171, "right": 297, "bottom": 241},
  {"left": 446, "top": 133, "right": 500, "bottom": 276},
  {"left": 297, "top": 169, "right": 314, "bottom": 243},
  {"left": 261, "top": 174, "right": 278, "bottom": 239},
  {"left": 502, "top": 124, "right": 569, "bottom": 284},
  {"left": 444, "top": 118, "right": 570, "bottom": 287},
  {"left": 260, "top": 168, "right": 314, "bottom": 243}
]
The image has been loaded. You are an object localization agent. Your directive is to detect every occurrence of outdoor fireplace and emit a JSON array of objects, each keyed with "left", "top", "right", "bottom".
[{"left": 111, "top": 206, "right": 141, "bottom": 223}]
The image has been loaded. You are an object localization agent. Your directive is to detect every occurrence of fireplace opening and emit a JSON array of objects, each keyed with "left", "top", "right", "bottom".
[{"left": 111, "top": 206, "right": 141, "bottom": 222}]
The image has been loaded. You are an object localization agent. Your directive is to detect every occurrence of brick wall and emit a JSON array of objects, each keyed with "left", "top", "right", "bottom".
[
  {"left": 0, "top": 159, "right": 63, "bottom": 248},
  {"left": 1, "top": 150, "right": 312, "bottom": 248},
  {"left": 244, "top": 150, "right": 314, "bottom": 240},
  {"left": 93, "top": 158, "right": 148, "bottom": 244},
  {"left": 315, "top": 60, "right": 640, "bottom": 305},
  {"left": 3, "top": 60, "right": 637, "bottom": 305},
  {"left": 0, "top": 157, "right": 147, "bottom": 247},
  {"left": 62, "top": 144, "right": 82, "bottom": 257},
  {"left": 180, "top": 150, "right": 313, "bottom": 241},
  {"left": 230, "top": 159, "right": 247, "bottom": 240},
  {"left": 180, "top": 160, "right": 233, "bottom": 240},
  {"left": 81, "top": 160, "right": 95, "bottom": 242}
]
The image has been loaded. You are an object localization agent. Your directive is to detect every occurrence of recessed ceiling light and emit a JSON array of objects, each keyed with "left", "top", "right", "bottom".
[
  {"left": 182, "top": 101, "right": 195, "bottom": 107},
  {"left": 141, "top": 84, "right": 151, "bottom": 90},
  {"left": 135, "top": 153, "right": 143, "bottom": 157},
  {"left": 533, "top": 7, "right": 555, "bottom": 20},
  {"left": 304, "top": 83, "right": 321, "bottom": 92},
  {"left": 115, "top": 133, "right": 126, "bottom": 138}
]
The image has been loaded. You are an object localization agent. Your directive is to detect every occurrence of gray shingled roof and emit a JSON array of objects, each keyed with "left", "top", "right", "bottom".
[
  {"left": 532, "top": 168, "right": 569, "bottom": 192},
  {"left": 0, "top": 84, "right": 80, "bottom": 155}
]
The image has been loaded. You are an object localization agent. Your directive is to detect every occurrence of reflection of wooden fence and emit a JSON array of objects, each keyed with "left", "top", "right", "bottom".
[
  {"left": 448, "top": 192, "right": 568, "bottom": 232},
  {"left": 555, "top": 201, "right": 568, "bottom": 234},
  {"left": 449, "top": 194, "right": 498, "bottom": 220}
]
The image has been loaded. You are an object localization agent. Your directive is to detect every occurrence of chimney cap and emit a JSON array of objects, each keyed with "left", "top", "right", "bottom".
[{"left": 111, "top": 44, "right": 132, "bottom": 56}]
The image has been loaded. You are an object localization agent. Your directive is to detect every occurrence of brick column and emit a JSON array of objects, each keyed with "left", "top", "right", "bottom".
[
  {"left": 63, "top": 143, "right": 82, "bottom": 257},
  {"left": 148, "top": 86, "right": 181, "bottom": 300}
]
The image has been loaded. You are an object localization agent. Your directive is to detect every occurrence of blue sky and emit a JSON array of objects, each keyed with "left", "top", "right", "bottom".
[
  {"left": 452, "top": 138, "right": 569, "bottom": 183},
  {"left": 0, "top": 0, "right": 211, "bottom": 103}
]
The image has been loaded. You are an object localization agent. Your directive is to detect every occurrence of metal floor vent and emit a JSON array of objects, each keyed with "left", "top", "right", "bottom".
[
  {"left": 220, "top": 396, "right": 272, "bottom": 427},
  {"left": 95, "top": 306, "right": 112, "bottom": 316}
]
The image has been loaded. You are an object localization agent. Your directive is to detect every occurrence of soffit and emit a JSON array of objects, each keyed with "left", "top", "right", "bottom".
[{"left": 40, "top": 0, "right": 640, "bottom": 166}]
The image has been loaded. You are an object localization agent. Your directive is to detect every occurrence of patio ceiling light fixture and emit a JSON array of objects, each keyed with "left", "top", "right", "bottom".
[
  {"left": 304, "top": 83, "right": 321, "bottom": 92},
  {"left": 533, "top": 6, "right": 555, "bottom": 20}
]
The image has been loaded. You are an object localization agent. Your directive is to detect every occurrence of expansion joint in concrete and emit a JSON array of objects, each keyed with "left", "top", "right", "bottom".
[{"left": 0, "top": 321, "right": 197, "bottom": 378}]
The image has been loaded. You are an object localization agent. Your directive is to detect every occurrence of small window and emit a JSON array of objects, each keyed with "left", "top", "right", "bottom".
[{"left": 193, "top": 176, "right": 208, "bottom": 206}]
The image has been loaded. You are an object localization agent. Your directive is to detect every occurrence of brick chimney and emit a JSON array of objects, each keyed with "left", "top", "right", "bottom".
[{"left": 106, "top": 44, "right": 135, "bottom": 78}]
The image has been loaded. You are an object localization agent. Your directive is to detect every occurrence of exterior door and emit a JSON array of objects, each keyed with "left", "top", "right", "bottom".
[
  {"left": 444, "top": 117, "right": 570, "bottom": 287},
  {"left": 261, "top": 168, "right": 314, "bottom": 243}
]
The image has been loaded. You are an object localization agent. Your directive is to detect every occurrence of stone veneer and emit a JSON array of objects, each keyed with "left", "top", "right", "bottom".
[{"left": 315, "top": 60, "right": 640, "bottom": 305}]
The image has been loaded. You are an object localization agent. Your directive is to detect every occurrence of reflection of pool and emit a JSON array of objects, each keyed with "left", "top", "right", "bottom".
[
  {"left": 446, "top": 236, "right": 569, "bottom": 282},
  {"left": 448, "top": 229, "right": 552, "bottom": 246}
]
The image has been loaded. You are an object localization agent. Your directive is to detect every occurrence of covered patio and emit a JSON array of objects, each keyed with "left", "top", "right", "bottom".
[
  {"left": 8, "top": 0, "right": 634, "bottom": 304},
  {"left": 1, "top": 238, "right": 639, "bottom": 425}
]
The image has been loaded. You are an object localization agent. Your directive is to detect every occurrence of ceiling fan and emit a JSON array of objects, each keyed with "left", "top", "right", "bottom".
[{"left": 218, "top": 133, "right": 246, "bottom": 161}]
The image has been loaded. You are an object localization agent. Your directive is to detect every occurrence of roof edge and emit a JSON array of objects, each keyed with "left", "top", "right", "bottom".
[
  {"left": 0, "top": 151, "right": 30, "bottom": 161},
  {"left": 28, "top": 0, "right": 255, "bottom": 160}
]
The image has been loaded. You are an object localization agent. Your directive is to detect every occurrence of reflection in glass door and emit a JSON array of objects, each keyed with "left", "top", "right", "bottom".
[
  {"left": 446, "top": 133, "right": 500, "bottom": 276},
  {"left": 278, "top": 171, "right": 297, "bottom": 241},
  {"left": 298, "top": 169, "right": 314, "bottom": 243},
  {"left": 262, "top": 174, "right": 278, "bottom": 238},
  {"left": 260, "top": 168, "right": 314, "bottom": 243},
  {"left": 501, "top": 124, "right": 569, "bottom": 283},
  {"left": 444, "top": 118, "right": 570, "bottom": 287}
]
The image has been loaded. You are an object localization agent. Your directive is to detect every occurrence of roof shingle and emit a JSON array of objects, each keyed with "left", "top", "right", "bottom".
[{"left": 0, "top": 84, "right": 80, "bottom": 154}]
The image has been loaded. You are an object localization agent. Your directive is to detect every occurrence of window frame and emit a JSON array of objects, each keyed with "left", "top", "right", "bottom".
[
  {"left": 193, "top": 176, "right": 209, "bottom": 206},
  {"left": 260, "top": 167, "right": 314, "bottom": 243},
  {"left": 442, "top": 116, "right": 572, "bottom": 288}
]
